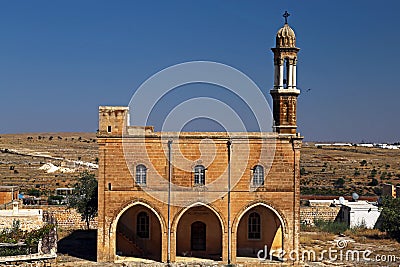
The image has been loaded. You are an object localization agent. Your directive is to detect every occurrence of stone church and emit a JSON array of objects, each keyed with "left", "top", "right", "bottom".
[{"left": 97, "top": 16, "right": 302, "bottom": 265}]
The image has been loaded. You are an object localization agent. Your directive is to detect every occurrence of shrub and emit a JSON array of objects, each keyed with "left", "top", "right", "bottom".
[
  {"left": 314, "top": 219, "right": 348, "bottom": 234},
  {"left": 0, "top": 222, "right": 54, "bottom": 256},
  {"left": 368, "top": 178, "right": 379, "bottom": 186},
  {"left": 379, "top": 196, "right": 400, "bottom": 240},
  {"left": 334, "top": 178, "right": 345, "bottom": 188},
  {"left": 26, "top": 188, "right": 41, "bottom": 197}
]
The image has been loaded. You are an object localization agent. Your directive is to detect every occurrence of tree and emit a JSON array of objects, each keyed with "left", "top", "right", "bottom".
[
  {"left": 334, "top": 177, "right": 345, "bottom": 188},
  {"left": 68, "top": 171, "right": 98, "bottom": 229},
  {"left": 379, "top": 196, "right": 400, "bottom": 240},
  {"left": 368, "top": 178, "right": 379, "bottom": 186}
]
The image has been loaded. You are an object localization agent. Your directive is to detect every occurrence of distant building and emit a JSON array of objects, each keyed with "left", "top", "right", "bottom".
[
  {"left": 382, "top": 183, "right": 396, "bottom": 198},
  {"left": 337, "top": 200, "right": 380, "bottom": 229},
  {"left": 55, "top": 187, "right": 74, "bottom": 196},
  {"left": 0, "top": 186, "right": 19, "bottom": 206},
  {"left": 356, "top": 143, "right": 374, "bottom": 147}
]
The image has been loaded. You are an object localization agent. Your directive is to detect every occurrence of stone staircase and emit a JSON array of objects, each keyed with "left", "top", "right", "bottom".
[{"left": 117, "top": 224, "right": 145, "bottom": 257}]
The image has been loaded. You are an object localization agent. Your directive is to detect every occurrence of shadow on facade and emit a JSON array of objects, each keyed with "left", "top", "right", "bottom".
[{"left": 57, "top": 229, "right": 97, "bottom": 261}]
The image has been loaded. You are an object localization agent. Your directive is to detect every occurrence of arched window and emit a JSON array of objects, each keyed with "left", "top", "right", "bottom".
[
  {"left": 194, "top": 165, "right": 205, "bottom": 185},
  {"left": 248, "top": 212, "right": 261, "bottom": 239},
  {"left": 252, "top": 165, "right": 264, "bottom": 186},
  {"left": 137, "top": 211, "right": 149, "bottom": 238},
  {"left": 136, "top": 164, "right": 147, "bottom": 185}
]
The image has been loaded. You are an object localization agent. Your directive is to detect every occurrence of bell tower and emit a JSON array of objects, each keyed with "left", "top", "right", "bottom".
[{"left": 270, "top": 11, "right": 300, "bottom": 135}]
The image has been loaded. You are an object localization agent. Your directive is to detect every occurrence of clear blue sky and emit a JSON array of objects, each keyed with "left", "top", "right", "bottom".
[{"left": 1, "top": 0, "right": 399, "bottom": 143}]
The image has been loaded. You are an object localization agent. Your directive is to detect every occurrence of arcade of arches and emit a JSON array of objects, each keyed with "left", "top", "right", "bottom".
[{"left": 113, "top": 202, "right": 284, "bottom": 262}]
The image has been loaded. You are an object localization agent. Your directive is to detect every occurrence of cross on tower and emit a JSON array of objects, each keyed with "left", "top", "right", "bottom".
[{"left": 283, "top": 11, "right": 290, "bottom": 24}]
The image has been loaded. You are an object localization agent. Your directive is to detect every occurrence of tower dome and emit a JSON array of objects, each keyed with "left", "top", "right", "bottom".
[{"left": 276, "top": 23, "right": 296, "bottom": 48}]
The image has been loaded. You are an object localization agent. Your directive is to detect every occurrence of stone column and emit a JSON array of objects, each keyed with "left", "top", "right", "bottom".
[
  {"left": 274, "top": 64, "right": 279, "bottom": 88},
  {"left": 279, "top": 60, "right": 284, "bottom": 88},
  {"left": 288, "top": 63, "right": 293, "bottom": 88},
  {"left": 292, "top": 63, "right": 297, "bottom": 88}
]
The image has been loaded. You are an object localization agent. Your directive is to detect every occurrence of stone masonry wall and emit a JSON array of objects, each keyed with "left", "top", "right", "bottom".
[
  {"left": 44, "top": 206, "right": 98, "bottom": 229},
  {"left": 0, "top": 214, "right": 43, "bottom": 231},
  {"left": 300, "top": 206, "right": 341, "bottom": 225},
  {"left": 22, "top": 205, "right": 98, "bottom": 229}
]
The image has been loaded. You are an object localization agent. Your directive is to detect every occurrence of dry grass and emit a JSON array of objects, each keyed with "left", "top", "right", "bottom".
[
  {"left": 300, "top": 229, "right": 400, "bottom": 265},
  {"left": 2, "top": 133, "right": 399, "bottom": 197},
  {"left": 345, "top": 228, "right": 388, "bottom": 241}
]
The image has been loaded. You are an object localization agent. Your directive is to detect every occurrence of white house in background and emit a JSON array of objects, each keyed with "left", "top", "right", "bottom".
[
  {"left": 337, "top": 200, "right": 380, "bottom": 229},
  {"left": 314, "top": 143, "right": 332, "bottom": 147},
  {"left": 356, "top": 143, "right": 374, "bottom": 147},
  {"left": 333, "top": 143, "right": 352, "bottom": 147}
]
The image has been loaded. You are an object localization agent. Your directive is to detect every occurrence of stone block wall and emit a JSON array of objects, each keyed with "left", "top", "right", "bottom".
[
  {"left": 22, "top": 205, "right": 98, "bottom": 230},
  {"left": 300, "top": 206, "right": 341, "bottom": 225},
  {"left": 42, "top": 206, "right": 98, "bottom": 229}
]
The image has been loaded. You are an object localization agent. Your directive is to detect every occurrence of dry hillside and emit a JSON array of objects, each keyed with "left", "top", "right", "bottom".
[{"left": 0, "top": 133, "right": 399, "bottom": 198}]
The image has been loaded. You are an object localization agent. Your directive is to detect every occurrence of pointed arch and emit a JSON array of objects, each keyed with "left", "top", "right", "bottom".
[
  {"left": 110, "top": 200, "right": 166, "bottom": 261},
  {"left": 172, "top": 202, "right": 225, "bottom": 233}
]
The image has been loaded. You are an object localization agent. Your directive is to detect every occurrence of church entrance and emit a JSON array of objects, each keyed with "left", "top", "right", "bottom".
[
  {"left": 176, "top": 205, "right": 222, "bottom": 261},
  {"left": 115, "top": 204, "right": 161, "bottom": 261},
  {"left": 191, "top": 221, "right": 206, "bottom": 251}
]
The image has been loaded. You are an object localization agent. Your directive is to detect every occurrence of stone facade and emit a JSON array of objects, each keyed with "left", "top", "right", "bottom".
[
  {"left": 97, "top": 19, "right": 302, "bottom": 265},
  {"left": 96, "top": 110, "right": 302, "bottom": 264}
]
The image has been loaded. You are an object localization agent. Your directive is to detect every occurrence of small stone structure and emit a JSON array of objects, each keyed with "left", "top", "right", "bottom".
[
  {"left": 300, "top": 199, "right": 381, "bottom": 229},
  {"left": 300, "top": 205, "right": 341, "bottom": 226},
  {"left": 337, "top": 200, "right": 380, "bottom": 229},
  {"left": 0, "top": 186, "right": 19, "bottom": 206},
  {"left": 0, "top": 201, "right": 43, "bottom": 231},
  {"left": 382, "top": 183, "right": 396, "bottom": 197}
]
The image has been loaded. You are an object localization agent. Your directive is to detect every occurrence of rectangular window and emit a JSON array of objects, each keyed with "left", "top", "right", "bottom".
[
  {"left": 248, "top": 212, "right": 261, "bottom": 239},
  {"left": 137, "top": 212, "right": 149, "bottom": 238}
]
